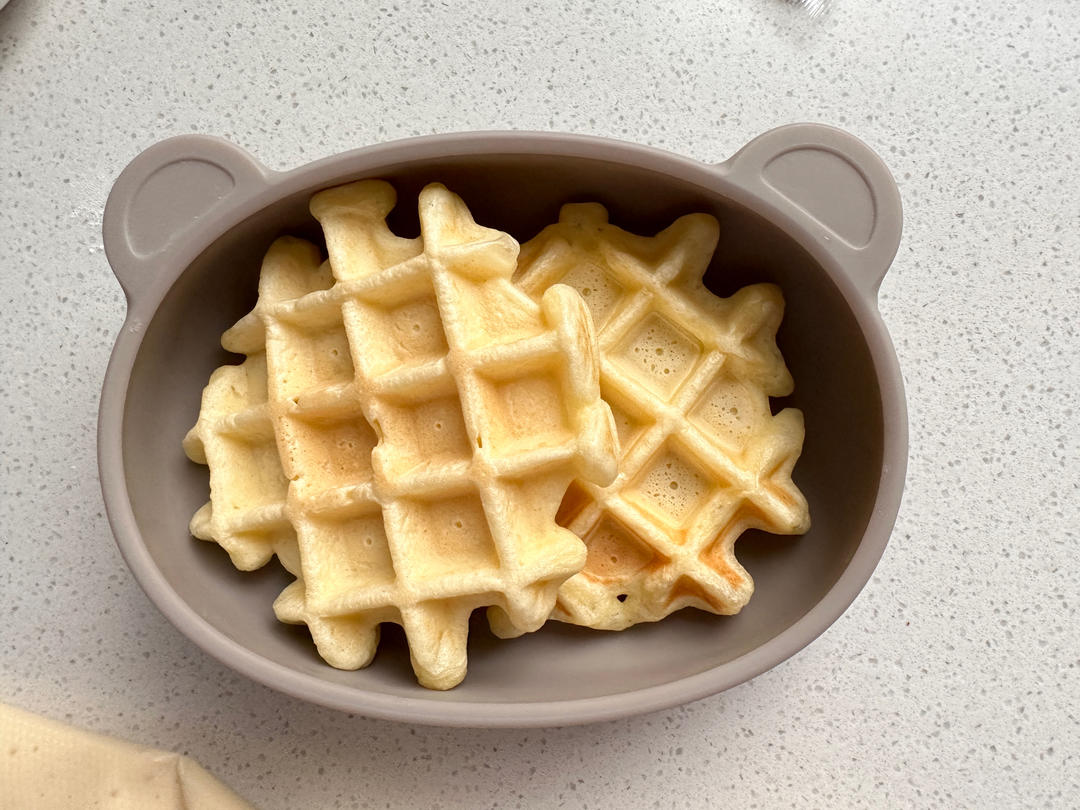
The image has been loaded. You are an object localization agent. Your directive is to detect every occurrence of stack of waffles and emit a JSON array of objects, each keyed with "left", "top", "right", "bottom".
[{"left": 184, "top": 180, "right": 809, "bottom": 689}]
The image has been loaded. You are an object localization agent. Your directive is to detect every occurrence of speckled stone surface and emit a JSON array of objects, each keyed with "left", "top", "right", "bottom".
[{"left": 2, "top": 0, "right": 1078, "bottom": 807}]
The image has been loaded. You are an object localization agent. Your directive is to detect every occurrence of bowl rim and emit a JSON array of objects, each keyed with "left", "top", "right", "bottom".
[{"left": 98, "top": 128, "right": 908, "bottom": 727}]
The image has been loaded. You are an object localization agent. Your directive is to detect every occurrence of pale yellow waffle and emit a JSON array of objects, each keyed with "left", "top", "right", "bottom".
[
  {"left": 184, "top": 181, "right": 618, "bottom": 689},
  {"left": 181, "top": 321, "right": 301, "bottom": 578},
  {"left": 514, "top": 203, "right": 810, "bottom": 631}
]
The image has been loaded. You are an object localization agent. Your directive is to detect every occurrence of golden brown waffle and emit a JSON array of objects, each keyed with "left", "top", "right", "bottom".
[
  {"left": 514, "top": 203, "right": 810, "bottom": 631},
  {"left": 184, "top": 181, "right": 618, "bottom": 689}
]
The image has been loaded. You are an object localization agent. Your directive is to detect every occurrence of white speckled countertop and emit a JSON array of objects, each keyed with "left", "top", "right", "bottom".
[{"left": 2, "top": 0, "right": 1078, "bottom": 807}]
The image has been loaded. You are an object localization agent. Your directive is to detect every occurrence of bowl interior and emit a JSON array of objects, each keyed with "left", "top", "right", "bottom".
[{"left": 121, "top": 153, "right": 883, "bottom": 707}]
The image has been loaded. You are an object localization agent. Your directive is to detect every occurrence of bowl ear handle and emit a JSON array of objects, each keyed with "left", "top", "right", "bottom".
[
  {"left": 102, "top": 135, "right": 270, "bottom": 304},
  {"left": 720, "top": 123, "right": 903, "bottom": 300}
]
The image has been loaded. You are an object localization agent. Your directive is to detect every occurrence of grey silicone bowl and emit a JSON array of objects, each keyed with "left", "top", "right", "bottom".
[{"left": 99, "top": 125, "right": 906, "bottom": 727}]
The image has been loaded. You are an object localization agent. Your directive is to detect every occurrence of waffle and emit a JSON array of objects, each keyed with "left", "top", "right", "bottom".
[
  {"left": 184, "top": 181, "right": 618, "bottom": 689},
  {"left": 181, "top": 320, "right": 301, "bottom": 577},
  {"left": 514, "top": 203, "right": 810, "bottom": 631}
]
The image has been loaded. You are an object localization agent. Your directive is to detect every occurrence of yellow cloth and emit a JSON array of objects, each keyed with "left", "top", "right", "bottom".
[{"left": 0, "top": 702, "right": 254, "bottom": 809}]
